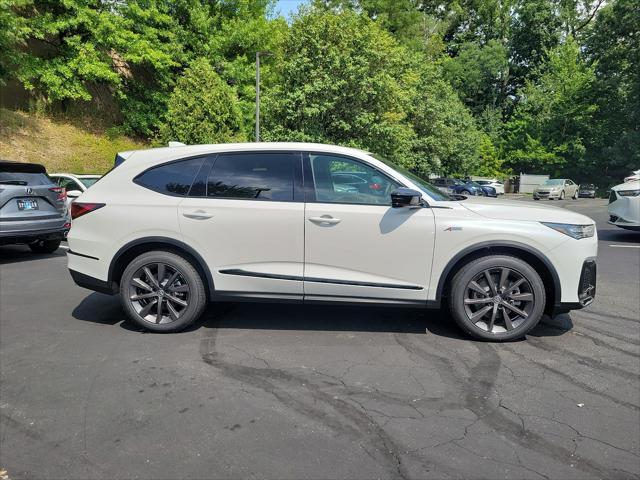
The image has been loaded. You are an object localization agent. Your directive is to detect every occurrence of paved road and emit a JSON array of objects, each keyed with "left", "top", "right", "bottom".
[{"left": 1, "top": 198, "right": 638, "bottom": 479}]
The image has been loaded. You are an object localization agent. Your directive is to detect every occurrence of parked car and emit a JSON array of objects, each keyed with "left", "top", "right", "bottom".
[
  {"left": 0, "top": 160, "right": 70, "bottom": 253},
  {"left": 475, "top": 179, "right": 505, "bottom": 195},
  {"left": 432, "top": 178, "right": 495, "bottom": 197},
  {"left": 578, "top": 184, "right": 597, "bottom": 198},
  {"left": 608, "top": 180, "right": 640, "bottom": 231},
  {"left": 533, "top": 179, "right": 579, "bottom": 200},
  {"left": 624, "top": 170, "right": 640, "bottom": 183},
  {"left": 50, "top": 173, "right": 102, "bottom": 205},
  {"left": 67, "top": 143, "right": 597, "bottom": 341}
]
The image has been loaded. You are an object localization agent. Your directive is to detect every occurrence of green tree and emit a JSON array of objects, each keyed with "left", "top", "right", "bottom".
[
  {"left": 585, "top": 0, "right": 639, "bottom": 183},
  {"left": 159, "top": 58, "right": 245, "bottom": 144},
  {"left": 504, "top": 36, "right": 597, "bottom": 175},
  {"left": 263, "top": 10, "right": 417, "bottom": 164}
]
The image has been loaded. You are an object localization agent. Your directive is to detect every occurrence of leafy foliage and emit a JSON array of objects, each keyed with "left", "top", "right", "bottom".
[{"left": 159, "top": 58, "right": 245, "bottom": 144}]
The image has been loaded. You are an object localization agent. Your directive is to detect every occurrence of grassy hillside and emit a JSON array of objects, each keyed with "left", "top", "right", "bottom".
[{"left": 0, "top": 109, "right": 148, "bottom": 174}]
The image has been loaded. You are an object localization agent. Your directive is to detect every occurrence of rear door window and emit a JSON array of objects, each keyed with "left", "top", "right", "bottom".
[
  {"left": 206, "top": 152, "right": 296, "bottom": 201},
  {"left": 134, "top": 157, "right": 206, "bottom": 196}
]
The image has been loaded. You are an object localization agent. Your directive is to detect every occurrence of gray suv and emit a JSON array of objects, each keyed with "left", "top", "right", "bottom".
[{"left": 0, "top": 161, "right": 70, "bottom": 253}]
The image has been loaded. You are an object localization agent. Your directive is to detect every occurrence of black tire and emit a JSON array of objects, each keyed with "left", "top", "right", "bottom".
[
  {"left": 533, "top": 197, "right": 540, "bottom": 201},
  {"left": 448, "top": 255, "right": 546, "bottom": 341},
  {"left": 29, "top": 239, "right": 61, "bottom": 254},
  {"left": 560, "top": 190, "right": 565, "bottom": 200},
  {"left": 572, "top": 190, "right": 578, "bottom": 200},
  {"left": 120, "top": 250, "right": 207, "bottom": 333},
  {"left": 461, "top": 190, "right": 471, "bottom": 195}
]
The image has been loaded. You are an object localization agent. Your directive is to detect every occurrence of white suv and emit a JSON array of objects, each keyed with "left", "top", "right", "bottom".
[{"left": 67, "top": 143, "right": 597, "bottom": 340}]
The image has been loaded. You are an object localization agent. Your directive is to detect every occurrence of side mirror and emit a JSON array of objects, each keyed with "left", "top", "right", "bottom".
[
  {"left": 67, "top": 190, "right": 82, "bottom": 199},
  {"left": 391, "top": 188, "right": 422, "bottom": 208}
]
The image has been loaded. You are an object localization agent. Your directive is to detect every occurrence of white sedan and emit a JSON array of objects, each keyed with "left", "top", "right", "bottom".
[
  {"left": 608, "top": 180, "right": 640, "bottom": 231},
  {"left": 50, "top": 173, "right": 101, "bottom": 205},
  {"left": 476, "top": 179, "right": 505, "bottom": 195}
]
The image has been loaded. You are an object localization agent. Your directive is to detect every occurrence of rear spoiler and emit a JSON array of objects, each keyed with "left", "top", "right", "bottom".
[
  {"left": 113, "top": 142, "right": 185, "bottom": 167},
  {"left": 0, "top": 160, "right": 46, "bottom": 173}
]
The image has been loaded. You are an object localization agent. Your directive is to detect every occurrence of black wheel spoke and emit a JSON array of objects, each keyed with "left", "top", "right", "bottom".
[
  {"left": 484, "top": 270, "right": 498, "bottom": 295},
  {"left": 132, "top": 278, "right": 153, "bottom": 292},
  {"left": 166, "top": 294, "right": 188, "bottom": 307},
  {"left": 502, "top": 301, "right": 528, "bottom": 318},
  {"left": 498, "top": 268, "right": 510, "bottom": 291},
  {"left": 468, "top": 281, "right": 488, "bottom": 297},
  {"left": 144, "top": 267, "right": 159, "bottom": 288},
  {"left": 165, "top": 271, "right": 179, "bottom": 289},
  {"left": 470, "top": 305, "right": 492, "bottom": 322},
  {"left": 169, "top": 284, "right": 189, "bottom": 293},
  {"left": 130, "top": 292, "right": 156, "bottom": 301},
  {"left": 464, "top": 297, "right": 493, "bottom": 305},
  {"left": 506, "top": 278, "right": 524, "bottom": 294},
  {"left": 156, "top": 298, "right": 163, "bottom": 324},
  {"left": 503, "top": 307, "right": 514, "bottom": 330},
  {"left": 139, "top": 298, "right": 157, "bottom": 317},
  {"left": 157, "top": 263, "right": 165, "bottom": 285},
  {"left": 488, "top": 303, "right": 499, "bottom": 332},
  {"left": 166, "top": 301, "right": 180, "bottom": 321},
  {"left": 509, "top": 292, "right": 533, "bottom": 302}
]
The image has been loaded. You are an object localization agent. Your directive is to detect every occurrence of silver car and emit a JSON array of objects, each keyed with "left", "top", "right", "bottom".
[
  {"left": 0, "top": 161, "right": 70, "bottom": 253},
  {"left": 533, "top": 178, "right": 579, "bottom": 200}
]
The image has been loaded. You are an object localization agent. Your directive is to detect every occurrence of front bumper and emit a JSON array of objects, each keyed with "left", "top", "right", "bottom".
[
  {"left": 0, "top": 226, "right": 69, "bottom": 245},
  {"left": 533, "top": 191, "right": 561, "bottom": 199},
  {"left": 553, "top": 258, "right": 597, "bottom": 314}
]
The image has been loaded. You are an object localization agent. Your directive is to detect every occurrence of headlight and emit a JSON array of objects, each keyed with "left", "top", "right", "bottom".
[
  {"left": 542, "top": 222, "right": 595, "bottom": 239},
  {"left": 616, "top": 189, "right": 640, "bottom": 197}
]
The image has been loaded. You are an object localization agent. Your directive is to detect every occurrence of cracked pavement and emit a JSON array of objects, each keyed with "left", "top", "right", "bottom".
[{"left": 1, "top": 198, "right": 638, "bottom": 479}]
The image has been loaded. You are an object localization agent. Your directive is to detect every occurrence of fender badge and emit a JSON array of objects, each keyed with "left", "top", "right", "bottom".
[{"left": 444, "top": 226, "right": 463, "bottom": 231}]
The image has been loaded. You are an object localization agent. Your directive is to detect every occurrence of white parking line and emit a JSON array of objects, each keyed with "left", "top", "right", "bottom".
[{"left": 609, "top": 244, "right": 640, "bottom": 248}]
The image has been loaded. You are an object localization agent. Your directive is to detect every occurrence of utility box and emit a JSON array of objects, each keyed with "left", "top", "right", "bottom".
[{"left": 519, "top": 173, "right": 550, "bottom": 193}]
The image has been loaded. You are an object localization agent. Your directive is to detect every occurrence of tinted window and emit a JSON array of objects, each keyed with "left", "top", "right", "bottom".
[
  {"left": 56, "top": 177, "right": 80, "bottom": 191},
  {"left": 135, "top": 157, "right": 205, "bottom": 196},
  {"left": 207, "top": 152, "right": 296, "bottom": 201},
  {"left": 79, "top": 177, "right": 100, "bottom": 188},
  {"left": 0, "top": 172, "right": 51, "bottom": 186},
  {"left": 309, "top": 154, "right": 400, "bottom": 205}
]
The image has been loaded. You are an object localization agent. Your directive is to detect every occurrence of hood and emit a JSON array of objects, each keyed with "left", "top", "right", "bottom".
[
  {"left": 612, "top": 180, "right": 639, "bottom": 191},
  {"left": 534, "top": 184, "right": 561, "bottom": 191},
  {"left": 460, "top": 197, "right": 595, "bottom": 224}
]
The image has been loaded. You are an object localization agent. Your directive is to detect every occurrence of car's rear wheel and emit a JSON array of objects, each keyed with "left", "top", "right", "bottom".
[
  {"left": 120, "top": 251, "right": 207, "bottom": 332},
  {"left": 461, "top": 190, "right": 471, "bottom": 195},
  {"left": 448, "top": 255, "right": 545, "bottom": 341},
  {"left": 29, "top": 239, "right": 61, "bottom": 254},
  {"left": 572, "top": 190, "right": 578, "bottom": 200}
]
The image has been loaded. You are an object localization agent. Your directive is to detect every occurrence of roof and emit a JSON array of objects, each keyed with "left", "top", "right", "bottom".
[{"left": 121, "top": 142, "right": 370, "bottom": 161}]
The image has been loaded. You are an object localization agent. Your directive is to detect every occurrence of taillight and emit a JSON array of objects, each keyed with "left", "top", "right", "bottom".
[
  {"left": 49, "top": 186, "right": 67, "bottom": 201},
  {"left": 71, "top": 202, "right": 105, "bottom": 220}
]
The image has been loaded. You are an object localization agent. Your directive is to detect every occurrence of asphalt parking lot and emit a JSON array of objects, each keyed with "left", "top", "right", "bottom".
[{"left": 1, "top": 197, "right": 638, "bottom": 479}]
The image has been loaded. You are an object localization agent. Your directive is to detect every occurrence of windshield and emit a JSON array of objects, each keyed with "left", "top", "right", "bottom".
[
  {"left": 371, "top": 155, "right": 452, "bottom": 201},
  {"left": 79, "top": 177, "right": 100, "bottom": 188},
  {"left": 476, "top": 180, "right": 490, "bottom": 185},
  {"left": 542, "top": 179, "right": 564, "bottom": 186},
  {"left": 581, "top": 184, "right": 595, "bottom": 189},
  {"left": 466, "top": 181, "right": 483, "bottom": 188}
]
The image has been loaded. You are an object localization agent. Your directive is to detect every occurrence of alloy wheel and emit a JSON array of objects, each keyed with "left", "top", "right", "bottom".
[
  {"left": 128, "top": 263, "right": 190, "bottom": 325},
  {"left": 463, "top": 267, "right": 535, "bottom": 334}
]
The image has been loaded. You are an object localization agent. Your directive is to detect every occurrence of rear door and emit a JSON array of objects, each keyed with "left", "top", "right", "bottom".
[{"left": 178, "top": 151, "right": 305, "bottom": 299}]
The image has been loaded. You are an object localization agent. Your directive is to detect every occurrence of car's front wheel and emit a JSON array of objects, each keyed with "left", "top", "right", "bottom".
[
  {"left": 120, "top": 251, "right": 207, "bottom": 332},
  {"left": 560, "top": 190, "right": 565, "bottom": 200},
  {"left": 29, "top": 239, "right": 61, "bottom": 254},
  {"left": 448, "top": 255, "right": 546, "bottom": 341}
]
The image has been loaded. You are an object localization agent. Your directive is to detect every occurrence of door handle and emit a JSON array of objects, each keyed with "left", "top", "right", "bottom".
[
  {"left": 183, "top": 210, "right": 213, "bottom": 220},
  {"left": 308, "top": 215, "right": 341, "bottom": 225}
]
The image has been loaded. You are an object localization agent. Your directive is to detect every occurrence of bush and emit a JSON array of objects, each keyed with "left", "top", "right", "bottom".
[{"left": 159, "top": 59, "right": 245, "bottom": 144}]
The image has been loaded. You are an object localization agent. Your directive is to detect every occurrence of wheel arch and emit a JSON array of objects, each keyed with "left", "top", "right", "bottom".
[
  {"left": 108, "top": 237, "right": 215, "bottom": 300},
  {"left": 436, "top": 241, "right": 561, "bottom": 315}
]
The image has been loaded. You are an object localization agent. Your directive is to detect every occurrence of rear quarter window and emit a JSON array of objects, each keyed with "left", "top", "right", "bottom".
[{"left": 134, "top": 157, "right": 206, "bottom": 196}]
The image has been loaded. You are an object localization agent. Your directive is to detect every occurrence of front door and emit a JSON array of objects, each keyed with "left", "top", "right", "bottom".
[
  {"left": 178, "top": 151, "right": 305, "bottom": 300},
  {"left": 303, "top": 153, "right": 435, "bottom": 304}
]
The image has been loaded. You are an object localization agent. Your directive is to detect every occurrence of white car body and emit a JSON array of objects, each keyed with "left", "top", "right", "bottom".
[
  {"left": 608, "top": 180, "right": 640, "bottom": 231},
  {"left": 50, "top": 173, "right": 102, "bottom": 205},
  {"left": 476, "top": 179, "right": 505, "bottom": 195},
  {"left": 67, "top": 143, "right": 597, "bottom": 339}
]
